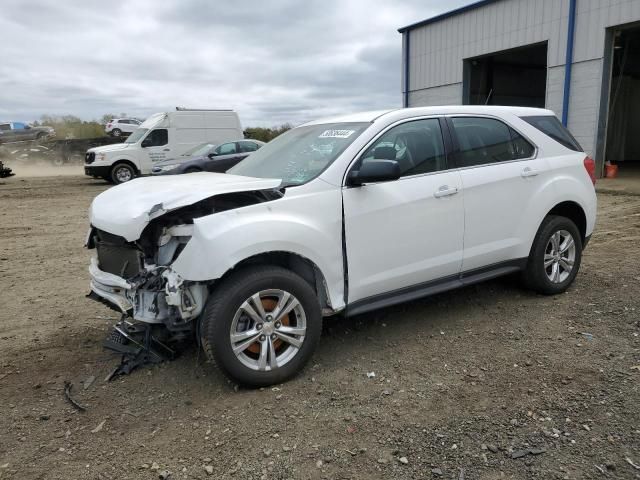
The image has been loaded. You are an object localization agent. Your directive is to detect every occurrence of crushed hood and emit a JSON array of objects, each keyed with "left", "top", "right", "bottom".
[{"left": 90, "top": 172, "right": 282, "bottom": 241}]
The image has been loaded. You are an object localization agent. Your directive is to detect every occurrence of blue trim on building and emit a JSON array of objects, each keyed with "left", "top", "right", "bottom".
[
  {"left": 403, "top": 31, "right": 410, "bottom": 107},
  {"left": 398, "top": 0, "right": 502, "bottom": 33},
  {"left": 562, "top": 0, "right": 577, "bottom": 126}
]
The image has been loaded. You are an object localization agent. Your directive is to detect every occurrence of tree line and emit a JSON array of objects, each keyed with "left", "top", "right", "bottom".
[{"left": 31, "top": 114, "right": 291, "bottom": 142}]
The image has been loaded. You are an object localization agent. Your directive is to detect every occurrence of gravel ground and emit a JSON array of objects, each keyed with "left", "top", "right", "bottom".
[{"left": 0, "top": 175, "right": 639, "bottom": 480}]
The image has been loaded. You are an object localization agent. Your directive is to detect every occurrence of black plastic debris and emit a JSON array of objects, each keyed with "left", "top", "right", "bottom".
[
  {"left": 63, "top": 381, "right": 87, "bottom": 411},
  {"left": 103, "top": 317, "right": 176, "bottom": 381}
]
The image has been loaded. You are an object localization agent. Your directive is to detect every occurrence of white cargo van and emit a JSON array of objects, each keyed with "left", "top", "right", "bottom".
[{"left": 84, "top": 109, "right": 242, "bottom": 183}]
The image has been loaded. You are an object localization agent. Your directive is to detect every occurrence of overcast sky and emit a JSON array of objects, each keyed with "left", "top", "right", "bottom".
[{"left": 1, "top": 0, "right": 474, "bottom": 126}]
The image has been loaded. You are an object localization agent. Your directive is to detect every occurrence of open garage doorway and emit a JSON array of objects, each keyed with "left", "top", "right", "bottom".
[
  {"left": 463, "top": 42, "right": 548, "bottom": 107},
  {"left": 604, "top": 24, "right": 640, "bottom": 177}
]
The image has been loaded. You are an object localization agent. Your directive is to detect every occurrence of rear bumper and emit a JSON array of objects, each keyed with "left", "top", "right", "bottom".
[{"left": 84, "top": 165, "right": 111, "bottom": 178}]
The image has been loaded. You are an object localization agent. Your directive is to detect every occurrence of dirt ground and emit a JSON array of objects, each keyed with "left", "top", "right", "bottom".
[{"left": 0, "top": 175, "right": 639, "bottom": 480}]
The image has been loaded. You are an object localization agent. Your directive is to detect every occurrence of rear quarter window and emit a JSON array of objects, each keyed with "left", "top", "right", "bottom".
[{"left": 521, "top": 115, "right": 582, "bottom": 152}]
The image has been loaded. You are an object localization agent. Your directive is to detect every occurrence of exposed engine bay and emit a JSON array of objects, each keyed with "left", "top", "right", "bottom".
[{"left": 87, "top": 189, "right": 283, "bottom": 376}]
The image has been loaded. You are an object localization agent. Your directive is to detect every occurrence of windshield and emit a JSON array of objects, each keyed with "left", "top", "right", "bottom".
[
  {"left": 125, "top": 128, "right": 148, "bottom": 144},
  {"left": 228, "top": 122, "right": 369, "bottom": 185},
  {"left": 182, "top": 142, "right": 216, "bottom": 156}
]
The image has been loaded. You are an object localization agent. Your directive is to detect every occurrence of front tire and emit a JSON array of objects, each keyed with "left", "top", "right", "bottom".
[
  {"left": 523, "top": 215, "right": 582, "bottom": 295},
  {"left": 201, "top": 266, "right": 322, "bottom": 387},
  {"left": 110, "top": 162, "right": 136, "bottom": 184}
]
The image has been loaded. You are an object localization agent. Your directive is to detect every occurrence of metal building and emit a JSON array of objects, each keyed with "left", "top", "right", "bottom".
[{"left": 399, "top": 0, "right": 640, "bottom": 176}]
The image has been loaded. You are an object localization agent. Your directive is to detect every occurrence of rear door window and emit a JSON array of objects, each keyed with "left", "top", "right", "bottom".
[
  {"left": 216, "top": 142, "right": 238, "bottom": 155},
  {"left": 450, "top": 117, "right": 535, "bottom": 167},
  {"left": 521, "top": 115, "right": 582, "bottom": 151},
  {"left": 239, "top": 141, "right": 259, "bottom": 153}
]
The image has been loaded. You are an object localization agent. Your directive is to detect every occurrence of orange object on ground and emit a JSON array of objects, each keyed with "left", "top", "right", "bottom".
[{"left": 605, "top": 164, "right": 618, "bottom": 178}]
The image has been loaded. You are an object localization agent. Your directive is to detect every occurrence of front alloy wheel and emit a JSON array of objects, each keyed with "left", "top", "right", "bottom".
[
  {"left": 110, "top": 163, "right": 135, "bottom": 184},
  {"left": 230, "top": 289, "right": 307, "bottom": 371},
  {"left": 201, "top": 266, "right": 322, "bottom": 387}
]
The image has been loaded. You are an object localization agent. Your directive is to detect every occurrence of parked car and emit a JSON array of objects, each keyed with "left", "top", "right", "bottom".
[
  {"left": 85, "top": 109, "right": 243, "bottom": 184},
  {"left": 0, "top": 122, "right": 55, "bottom": 143},
  {"left": 105, "top": 118, "right": 141, "bottom": 137},
  {"left": 151, "top": 140, "right": 264, "bottom": 175},
  {"left": 86, "top": 106, "right": 597, "bottom": 387}
]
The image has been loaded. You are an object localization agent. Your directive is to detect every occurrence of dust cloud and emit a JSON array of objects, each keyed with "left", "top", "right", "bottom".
[{"left": 4, "top": 161, "right": 82, "bottom": 177}]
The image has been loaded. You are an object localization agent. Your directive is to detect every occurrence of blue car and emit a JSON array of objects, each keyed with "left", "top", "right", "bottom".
[{"left": 151, "top": 139, "right": 264, "bottom": 175}]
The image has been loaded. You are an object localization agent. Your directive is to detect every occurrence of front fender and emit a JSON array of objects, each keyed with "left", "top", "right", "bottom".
[{"left": 171, "top": 188, "right": 345, "bottom": 310}]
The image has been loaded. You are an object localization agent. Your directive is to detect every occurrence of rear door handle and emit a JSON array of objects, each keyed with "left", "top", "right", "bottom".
[
  {"left": 434, "top": 185, "right": 459, "bottom": 198},
  {"left": 163, "top": 148, "right": 170, "bottom": 152},
  {"left": 521, "top": 167, "right": 539, "bottom": 178}
]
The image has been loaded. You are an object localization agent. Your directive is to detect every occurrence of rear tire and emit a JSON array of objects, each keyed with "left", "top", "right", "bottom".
[
  {"left": 522, "top": 215, "right": 582, "bottom": 295},
  {"left": 110, "top": 162, "right": 136, "bottom": 184},
  {"left": 201, "top": 266, "right": 322, "bottom": 387},
  {"left": 111, "top": 128, "right": 122, "bottom": 137}
]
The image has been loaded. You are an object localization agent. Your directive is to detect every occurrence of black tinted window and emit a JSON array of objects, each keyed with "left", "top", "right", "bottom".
[
  {"left": 361, "top": 119, "right": 447, "bottom": 176},
  {"left": 451, "top": 117, "right": 535, "bottom": 167},
  {"left": 521, "top": 115, "right": 582, "bottom": 151},
  {"left": 0, "top": 124, "right": 10, "bottom": 131},
  {"left": 142, "top": 129, "right": 168, "bottom": 147},
  {"left": 239, "top": 141, "right": 259, "bottom": 153}
]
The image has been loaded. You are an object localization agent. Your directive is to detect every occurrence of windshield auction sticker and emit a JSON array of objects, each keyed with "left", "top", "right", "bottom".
[{"left": 319, "top": 129, "right": 355, "bottom": 138}]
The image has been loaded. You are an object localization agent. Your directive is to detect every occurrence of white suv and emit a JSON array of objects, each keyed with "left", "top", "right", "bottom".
[
  {"left": 87, "top": 106, "right": 597, "bottom": 386},
  {"left": 105, "top": 118, "right": 141, "bottom": 137}
]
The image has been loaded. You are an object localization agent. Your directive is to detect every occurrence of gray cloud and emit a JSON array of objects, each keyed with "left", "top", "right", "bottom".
[{"left": 1, "top": 0, "right": 474, "bottom": 126}]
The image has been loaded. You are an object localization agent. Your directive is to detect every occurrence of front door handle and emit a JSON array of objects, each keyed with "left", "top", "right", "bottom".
[
  {"left": 163, "top": 148, "right": 170, "bottom": 152},
  {"left": 434, "top": 185, "right": 459, "bottom": 198},
  {"left": 521, "top": 167, "right": 539, "bottom": 178}
]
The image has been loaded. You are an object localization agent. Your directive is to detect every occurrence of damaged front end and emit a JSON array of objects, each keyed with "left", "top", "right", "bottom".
[
  {"left": 86, "top": 187, "right": 283, "bottom": 376},
  {"left": 87, "top": 225, "right": 207, "bottom": 330}
]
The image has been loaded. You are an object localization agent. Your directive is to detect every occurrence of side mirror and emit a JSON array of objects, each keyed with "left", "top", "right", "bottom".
[
  {"left": 348, "top": 160, "right": 401, "bottom": 186},
  {"left": 208, "top": 152, "right": 217, "bottom": 158}
]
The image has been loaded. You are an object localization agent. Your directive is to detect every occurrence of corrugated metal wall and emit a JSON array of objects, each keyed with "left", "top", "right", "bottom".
[{"left": 403, "top": 0, "right": 640, "bottom": 156}]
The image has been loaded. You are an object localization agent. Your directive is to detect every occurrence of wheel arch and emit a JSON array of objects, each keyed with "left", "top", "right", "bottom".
[
  {"left": 216, "top": 251, "right": 334, "bottom": 313},
  {"left": 546, "top": 201, "right": 587, "bottom": 243},
  {"left": 110, "top": 159, "right": 140, "bottom": 176}
]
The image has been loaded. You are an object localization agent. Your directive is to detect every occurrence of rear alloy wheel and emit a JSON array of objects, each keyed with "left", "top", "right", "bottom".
[
  {"left": 111, "top": 128, "right": 122, "bottom": 137},
  {"left": 523, "top": 215, "right": 582, "bottom": 295},
  {"left": 201, "top": 266, "right": 322, "bottom": 387},
  {"left": 110, "top": 162, "right": 136, "bottom": 184}
]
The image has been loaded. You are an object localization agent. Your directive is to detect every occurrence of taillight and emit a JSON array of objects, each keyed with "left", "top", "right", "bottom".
[{"left": 583, "top": 156, "right": 596, "bottom": 186}]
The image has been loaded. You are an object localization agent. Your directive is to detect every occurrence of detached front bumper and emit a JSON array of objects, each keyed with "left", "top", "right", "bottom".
[
  {"left": 88, "top": 257, "right": 133, "bottom": 313},
  {"left": 88, "top": 257, "right": 208, "bottom": 325}
]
